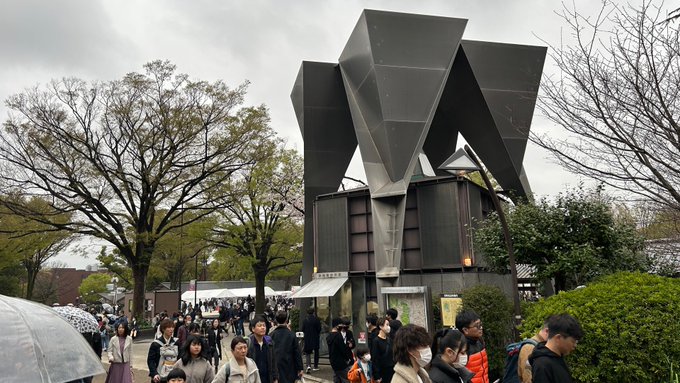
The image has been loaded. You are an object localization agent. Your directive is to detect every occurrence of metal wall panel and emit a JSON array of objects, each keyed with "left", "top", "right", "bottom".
[
  {"left": 316, "top": 198, "right": 350, "bottom": 272},
  {"left": 417, "top": 182, "right": 460, "bottom": 268}
]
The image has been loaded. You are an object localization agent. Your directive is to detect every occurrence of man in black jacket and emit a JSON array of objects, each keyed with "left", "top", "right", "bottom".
[
  {"left": 529, "top": 314, "right": 583, "bottom": 383},
  {"left": 386, "top": 308, "right": 401, "bottom": 340},
  {"left": 270, "top": 311, "right": 304, "bottom": 383},
  {"left": 327, "top": 317, "right": 353, "bottom": 383},
  {"left": 247, "top": 315, "right": 278, "bottom": 383},
  {"left": 301, "top": 307, "right": 322, "bottom": 373}
]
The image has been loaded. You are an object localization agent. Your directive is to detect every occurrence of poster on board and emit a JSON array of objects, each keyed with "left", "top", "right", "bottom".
[
  {"left": 381, "top": 286, "right": 432, "bottom": 332},
  {"left": 440, "top": 294, "right": 463, "bottom": 327}
]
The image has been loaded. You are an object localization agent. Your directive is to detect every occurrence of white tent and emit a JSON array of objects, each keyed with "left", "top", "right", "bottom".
[
  {"left": 229, "top": 287, "right": 277, "bottom": 298},
  {"left": 181, "top": 288, "right": 236, "bottom": 302}
]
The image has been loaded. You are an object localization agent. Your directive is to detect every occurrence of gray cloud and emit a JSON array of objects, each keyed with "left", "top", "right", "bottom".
[{"left": 1, "top": 0, "right": 607, "bottom": 267}]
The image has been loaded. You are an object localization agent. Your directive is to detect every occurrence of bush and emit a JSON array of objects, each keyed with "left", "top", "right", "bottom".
[
  {"left": 432, "top": 295, "right": 443, "bottom": 330},
  {"left": 522, "top": 272, "right": 680, "bottom": 383},
  {"left": 289, "top": 307, "right": 301, "bottom": 331},
  {"left": 461, "top": 284, "right": 513, "bottom": 381}
]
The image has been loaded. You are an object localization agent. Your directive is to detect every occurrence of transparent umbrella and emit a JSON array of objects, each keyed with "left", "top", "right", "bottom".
[{"left": 1, "top": 294, "right": 106, "bottom": 383}]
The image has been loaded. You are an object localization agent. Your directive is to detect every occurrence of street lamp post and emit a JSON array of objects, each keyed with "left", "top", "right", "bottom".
[{"left": 439, "top": 146, "right": 522, "bottom": 339}]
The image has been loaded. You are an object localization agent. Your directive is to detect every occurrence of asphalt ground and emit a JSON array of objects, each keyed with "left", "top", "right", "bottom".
[{"left": 92, "top": 330, "right": 335, "bottom": 383}]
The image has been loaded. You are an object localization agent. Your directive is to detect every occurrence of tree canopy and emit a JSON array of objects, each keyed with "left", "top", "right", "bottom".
[
  {"left": 0, "top": 60, "right": 271, "bottom": 318},
  {"left": 79, "top": 273, "right": 111, "bottom": 304},
  {"left": 474, "top": 186, "right": 648, "bottom": 293},
  {"left": 211, "top": 115, "right": 304, "bottom": 313},
  {"left": 0, "top": 195, "right": 73, "bottom": 299}
]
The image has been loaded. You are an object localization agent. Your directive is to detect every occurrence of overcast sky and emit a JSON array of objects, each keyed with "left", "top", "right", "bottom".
[{"left": 1, "top": 0, "right": 609, "bottom": 268}]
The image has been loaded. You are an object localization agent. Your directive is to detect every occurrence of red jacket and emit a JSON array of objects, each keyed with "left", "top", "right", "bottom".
[{"left": 466, "top": 339, "right": 489, "bottom": 383}]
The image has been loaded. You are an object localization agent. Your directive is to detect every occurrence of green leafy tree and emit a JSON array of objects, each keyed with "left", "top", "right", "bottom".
[
  {"left": 0, "top": 195, "right": 73, "bottom": 299},
  {"left": 0, "top": 61, "right": 270, "bottom": 318},
  {"left": 212, "top": 116, "right": 304, "bottom": 314},
  {"left": 152, "top": 213, "right": 215, "bottom": 289},
  {"left": 522, "top": 272, "right": 680, "bottom": 383},
  {"left": 475, "top": 186, "right": 648, "bottom": 293},
  {"left": 79, "top": 273, "right": 111, "bottom": 304}
]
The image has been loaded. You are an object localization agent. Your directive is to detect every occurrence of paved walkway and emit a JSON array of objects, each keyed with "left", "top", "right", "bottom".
[{"left": 93, "top": 331, "right": 335, "bottom": 382}]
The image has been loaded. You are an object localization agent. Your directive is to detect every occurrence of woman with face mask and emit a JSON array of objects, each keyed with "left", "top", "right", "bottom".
[
  {"left": 428, "top": 329, "right": 474, "bottom": 383},
  {"left": 370, "top": 317, "right": 395, "bottom": 383},
  {"left": 391, "top": 324, "right": 433, "bottom": 383}
]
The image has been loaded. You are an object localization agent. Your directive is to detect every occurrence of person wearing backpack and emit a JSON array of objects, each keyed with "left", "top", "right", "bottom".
[
  {"left": 148, "top": 318, "right": 180, "bottom": 383},
  {"left": 212, "top": 336, "right": 262, "bottom": 383},
  {"left": 529, "top": 314, "right": 583, "bottom": 383},
  {"left": 514, "top": 322, "right": 548, "bottom": 383}
]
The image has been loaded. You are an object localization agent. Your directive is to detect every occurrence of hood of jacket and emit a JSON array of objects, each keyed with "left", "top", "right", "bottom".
[{"left": 528, "top": 342, "right": 560, "bottom": 364}]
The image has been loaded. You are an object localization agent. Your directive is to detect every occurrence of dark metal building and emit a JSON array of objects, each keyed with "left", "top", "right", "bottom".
[
  {"left": 298, "top": 176, "right": 513, "bottom": 330},
  {"left": 291, "top": 9, "right": 546, "bottom": 333}
]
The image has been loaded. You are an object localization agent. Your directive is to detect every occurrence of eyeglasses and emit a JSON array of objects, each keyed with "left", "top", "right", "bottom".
[{"left": 467, "top": 322, "right": 483, "bottom": 329}]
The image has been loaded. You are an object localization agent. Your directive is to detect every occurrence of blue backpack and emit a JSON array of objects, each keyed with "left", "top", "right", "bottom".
[{"left": 502, "top": 338, "right": 538, "bottom": 383}]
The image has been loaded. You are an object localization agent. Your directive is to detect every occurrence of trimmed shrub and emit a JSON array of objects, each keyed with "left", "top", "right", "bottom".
[
  {"left": 461, "top": 284, "right": 513, "bottom": 380},
  {"left": 289, "top": 307, "right": 300, "bottom": 331},
  {"left": 432, "top": 295, "right": 443, "bottom": 330},
  {"left": 522, "top": 272, "right": 680, "bottom": 383}
]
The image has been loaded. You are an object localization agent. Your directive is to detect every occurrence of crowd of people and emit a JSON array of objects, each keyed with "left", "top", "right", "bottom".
[
  {"left": 148, "top": 311, "right": 304, "bottom": 383},
  {"left": 319, "top": 309, "right": 582, "bottom": 383},
  {"left": 82, "top": 299, "right": 582, "bottom": 383}
]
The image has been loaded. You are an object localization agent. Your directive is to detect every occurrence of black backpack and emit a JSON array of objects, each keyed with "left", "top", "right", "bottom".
[{"left": 502, "top": 338, "right": 538, "bottom": 383}]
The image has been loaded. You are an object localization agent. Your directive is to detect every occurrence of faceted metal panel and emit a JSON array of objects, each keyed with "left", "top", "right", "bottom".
[
  {"left": 339, "top": 10, "right": 466, "bottom": 193},
  {"left": 461, "top": 40, "right": 546, "bottom": 93},
  {"left": 316, "top": 198, "right": 350, "bottom": 273},
  {"left": 417, "top": 182, "right": 460, "bottom": 268},
  {"left": 362, "top": 10, "right": 467, "bottom": 69},
  {"left": 291, "top": 61, "right": 357, "bottom": 284},
  {"left": 291, "top": 67, "right": 304, "bottom": 135},
  {"left": 375, "top": 66, "right": 448, "bottom": 122},
  {"left": 425, "top": 40, "right": 547, "bottom": 199}
]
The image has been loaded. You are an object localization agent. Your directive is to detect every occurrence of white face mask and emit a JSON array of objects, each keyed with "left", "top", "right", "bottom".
[
  {"left": 362, "top": 354, "right": 371, "bottom": 362},
  {"left": 456, "top": 354, "right": 468, "bottom": 366},
  {"left": 382, "top": 325, "right": 391, "bottom": 334},
  {"left": 414, "top": 347, "right": 432, "bottom": 367}
]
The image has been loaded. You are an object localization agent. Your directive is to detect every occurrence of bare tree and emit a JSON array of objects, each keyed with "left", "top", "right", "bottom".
[
  {"left": 534, "top": 1, "right": 680, "bottom": 211},
  {"left": 0, "top": 61, "right": 271, "bottom": 318}
]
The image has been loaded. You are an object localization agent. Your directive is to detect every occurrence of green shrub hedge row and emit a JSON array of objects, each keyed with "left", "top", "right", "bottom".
[{"left": 522, "top": 272, "right": 680, "bottom": 383}]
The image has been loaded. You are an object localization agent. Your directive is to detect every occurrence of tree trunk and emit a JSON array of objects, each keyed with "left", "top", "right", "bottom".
[
  {"left": 25, "top": 263, "right": 38, "bottom": 300},
  {"left": 255, "top": 269, "right": 267, "bottom": 315},
  {"left": 131, "top": 264, "right": 148, "bottom": 320}
]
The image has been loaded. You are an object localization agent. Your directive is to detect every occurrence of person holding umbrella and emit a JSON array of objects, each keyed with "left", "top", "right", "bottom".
[{"left": 106, "top": 322, "right": 134, "bottom": 383}]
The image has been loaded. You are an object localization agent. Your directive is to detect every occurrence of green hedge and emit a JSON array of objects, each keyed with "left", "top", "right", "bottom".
[
  {"left": 461, "top": 284, "right": 513, "bottom": 381},
  {"left": 522, "top": 272, "right": 680, "bottom": 383},
  {"left": 289, "top": 307, "right": 300, "bottom": 331}
]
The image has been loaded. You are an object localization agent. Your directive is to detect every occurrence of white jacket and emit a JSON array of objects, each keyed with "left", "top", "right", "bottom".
[
  {"left": 211, "top": 356, "right": 261, "bottom": 383},
  {"left": 107, "top": 335, "right": 133, "bottom": 367}
]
